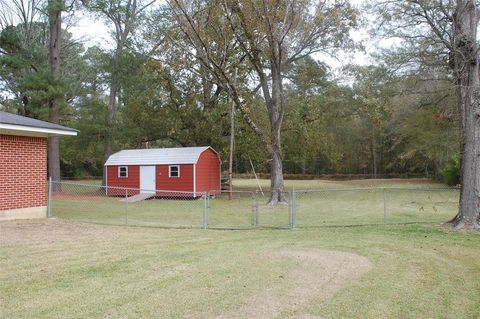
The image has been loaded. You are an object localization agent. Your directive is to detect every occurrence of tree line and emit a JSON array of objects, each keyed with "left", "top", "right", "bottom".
[{"left": 0, "top": 0, "right": 478, "bottom": 228}]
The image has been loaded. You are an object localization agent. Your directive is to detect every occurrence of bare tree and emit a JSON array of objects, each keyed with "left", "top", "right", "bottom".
[
  {"left": 374, "top": 0, "right": 479, "bottom": 229},
  {"left": 452, "top": 0, "right": 480, "bottom": 229},
  {"left": 169, "top": 0, "right": 357, "bottom": 205},
  {"left": 0, "top": 0, "right": 45, "bottom": 33}
]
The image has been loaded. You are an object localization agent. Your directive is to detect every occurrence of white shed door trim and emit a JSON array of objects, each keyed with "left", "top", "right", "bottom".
[
  {"left": 140, "top": 166, "right": 156, "bottom": 194},
  {"left": 193, "top": 164, "right": 196, "bottom": 197}
]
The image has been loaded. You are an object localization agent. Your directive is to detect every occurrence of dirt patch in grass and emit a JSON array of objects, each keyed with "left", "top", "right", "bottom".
[
  {"left": 218, "top": 248, "right": 371, "bottom": 319},
  {"left": 0, "top": 219, "right": 127, "bottom": 247}
]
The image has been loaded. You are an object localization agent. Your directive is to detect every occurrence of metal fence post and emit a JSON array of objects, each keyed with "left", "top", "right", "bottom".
[
  {"left": 47, "top": 177, "right": 52, "bottom": 218},
  {"left": 252, "top": 191, "right": 259, "bottom": 227},
  {"left": 383, "top": 188, "right": 387, "bottom": 224},
  {"left": 292, "top": 189, "right": 297, "bottom": 228},
  {"left": 203, "top": 192, "right": 208, "bottom": 229},
  {"left": 125, "top": 188, "right": 128, "bottom": 225},
  {"left": 288, "top": 190, "right": 293, "bottom": 229},
  {"left": 207, "top": 192, "right": 211, "bottom": 227}
]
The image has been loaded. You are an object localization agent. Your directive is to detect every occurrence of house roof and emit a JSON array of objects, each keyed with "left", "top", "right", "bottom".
[
  {"left": 105, "top": 146, "right": 217, "bottom": 166},
  {"left": 0, "top": 111, "right": 78, "bottom": 137}
]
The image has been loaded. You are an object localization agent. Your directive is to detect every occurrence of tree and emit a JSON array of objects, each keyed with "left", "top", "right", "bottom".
[
  {"left": 349, "top": 66, "right": 397, "bottom": 178},
  {"left": 0, "top": 22, "right": 49, "bottom": 117},
  {"left": 47, "top": 0, "right": 65, "bottom": 186},
  {"left": 374, "top": 0, "right": 479, "bottom": 229},
  {"left": 59, "top": 46, "right": 109, "bottom": 178},
  {"left": 282, "top": 57, "right": 344, "bottom": 175},
  {"left": 1, "top": 0, "right": 85, "bottom": 183},
  {"left": 452, "top": 0, "right": 480, "bottom": 229},
  {"left": 0, "top": 0, "right": 49, "bottom": 117},
  {"left": 169, "top": 0, "right": 357, "bottom": 205},
  {"left": 388, "top": 73, "right": 458, "bottom": 177},
  {"left": 81, "top": 0, "right": 155, "bottom": 185}
]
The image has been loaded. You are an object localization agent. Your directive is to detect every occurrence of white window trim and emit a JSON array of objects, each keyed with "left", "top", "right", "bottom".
[
  {"left": 118, "top": 166, "right": 128, "bottom": 178},
  {"left": 169, "top": 165, "right": 180, "bottom": 178}
]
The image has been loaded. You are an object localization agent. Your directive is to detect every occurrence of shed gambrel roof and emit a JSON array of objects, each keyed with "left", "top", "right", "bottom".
[
  {"left": 105, "top": 146, "right": 217, "bottom": 166},
  {"left": 0, "top": 111, "right": 77, "bottom": 137}
]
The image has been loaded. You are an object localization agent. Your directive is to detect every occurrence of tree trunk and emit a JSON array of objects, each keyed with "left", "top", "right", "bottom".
[
  {"left": 371, "top": 127, "right": 377, "bottom": 179},
  {"left": 102, "top": 38, "right": 123, "bottom": 187},
  {"left": 268, "top": 126, "right": 287, "bottom": 205},
  {"left": 228, "top": 96, "right": 235, "bottom": 200},
  {"left": 102, "top": 83, "right": 117, "bottom": 186},
  {"left": 266, "top": 56, "right": 287, "bottom": 206},
  {"left": 450, "top": 0, "right": 480, "bottom": 229},
  {"left": 48, "top": 0, "right": 63, "bottom": 191}
]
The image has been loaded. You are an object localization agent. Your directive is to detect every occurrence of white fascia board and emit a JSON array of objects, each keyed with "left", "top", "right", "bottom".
[
  {"left": 0, "top": 124, "right": 78, "bottom": 137},
  {"left": 193, "top": 164, "right": 196, "bottom": 196}
]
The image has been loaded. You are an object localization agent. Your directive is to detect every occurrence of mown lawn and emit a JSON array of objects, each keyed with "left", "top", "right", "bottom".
[{"left": 1, "top": 219, "right": 479, "bottom": 319}]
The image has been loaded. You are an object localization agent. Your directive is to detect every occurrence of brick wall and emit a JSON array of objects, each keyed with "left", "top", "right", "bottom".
[{"left": 0, "top": 134, "right": 48, "bottom": 210}]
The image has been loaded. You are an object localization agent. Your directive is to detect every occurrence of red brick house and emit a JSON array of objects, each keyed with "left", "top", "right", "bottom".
[
  {"left": 104, "top": 147, "right": 221, "bottom": 197},
  {"left": 0, "top": 111, "right": 77, "bottom": 220}
]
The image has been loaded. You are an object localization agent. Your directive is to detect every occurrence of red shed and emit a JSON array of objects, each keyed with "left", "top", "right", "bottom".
[
  {"left": 104, "top": 146, "right": 221, "bottom": 197},
  {"left": 0, "top": 111, "right": 77, "bottom": 220}
]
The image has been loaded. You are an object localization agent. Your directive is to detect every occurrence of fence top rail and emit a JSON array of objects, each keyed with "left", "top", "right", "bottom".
[
  {"left": 220, "top": 190, "right": 256, "bottom": 195},
  {"left": 52, "top": 181, "right": 208, "bottom": 195},
  {"left": 295, "top": 186, "right": 459, "bottom": 193},
  {"left": 53, "top": 181, "right": 458, "bottom": 194}
]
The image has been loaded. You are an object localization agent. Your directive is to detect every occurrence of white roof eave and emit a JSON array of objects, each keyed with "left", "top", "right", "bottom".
[{"left": 0, "top": 123, "right": 78, "bottom": 137}]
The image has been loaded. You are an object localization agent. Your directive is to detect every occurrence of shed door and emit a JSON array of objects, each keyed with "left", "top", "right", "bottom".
[{"left": 140, "top": 166, "right": 156, "bottom": 194}]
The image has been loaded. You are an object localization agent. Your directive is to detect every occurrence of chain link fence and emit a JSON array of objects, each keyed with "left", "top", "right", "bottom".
[
  {"left": 294, "top": 187, "right": 459, "bottom": 227},
  {"left": 49, "top": 181, "right": 459, "bottom": 229},
  {"left": 208, "top": 191, "right": 255, "bottom": 229},
  {"left": 255, "top": 191, "right": 292, "bottom": 228},
  {"left": 49, "top": 182, "right": 207, "bottom": 228}
]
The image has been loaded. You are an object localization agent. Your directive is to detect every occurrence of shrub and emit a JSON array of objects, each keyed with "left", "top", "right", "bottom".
[{"left": 442, "top": 154, "right": 461, "bottom": 186}]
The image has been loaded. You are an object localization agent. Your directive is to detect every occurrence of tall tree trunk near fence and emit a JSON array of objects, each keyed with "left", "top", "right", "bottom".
[
  {"left": 371, "top": 132, "right": 377, "bottom": 179},
  {"left": 450, "top": 0, "right": 480, "bottom": 229},
  {"left": 266, "top": 58, "right": 287, "bottom": 206},
  {"left": 269, "top": 140, "right": 287, "bottom": 205},
  {"left": 102, "top": 82, "right": 118, "bottom": 186},
  {"left": 169, "top": 0, "right": 357, "bottom": 205},
  {"left": 48, "top": 0, "right": 63, "bottom": 191}
]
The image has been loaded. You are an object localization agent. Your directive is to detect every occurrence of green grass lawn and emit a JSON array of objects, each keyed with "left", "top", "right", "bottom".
[
  {"left": 1, "top": 219, "right": 478, "bottom": 319},
  {"left": 52, "top": 179, "right": 459, "bottom": 228}
]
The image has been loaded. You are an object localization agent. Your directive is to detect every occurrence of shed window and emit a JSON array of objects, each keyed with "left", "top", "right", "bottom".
[
  {"left": 169, "top": 165, "right": 180, "bottom": 177},
  {"left": 118, "top": 166, "right": 128, "bottom": 178}
]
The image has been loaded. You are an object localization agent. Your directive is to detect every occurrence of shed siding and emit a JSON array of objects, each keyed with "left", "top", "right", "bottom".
[
  {"left": 156, "top": 164, "right": 194, "bottom": 194},
  {"left": 0, "top": 134, "right": 47, "bottom": 210},
  {"left": 104, "top": 147, "right": 220, "bottom": 197},
  {"left": 106, "top": 165, "right": 140, "bottom": 195},
  {"left": 196, "top": 149, "right": 221, "bottom": 194}
]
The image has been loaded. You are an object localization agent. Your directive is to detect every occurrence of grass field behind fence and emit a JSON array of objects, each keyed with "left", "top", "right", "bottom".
[
  {"left": 52, "top": 180, "right": 459, "bottom": 229},
  {"left": 295, "top": 188, "right": 458, "bottom": 227},
  {"left": 52, "top": 179, "right": 459, "bottom": 228}
]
